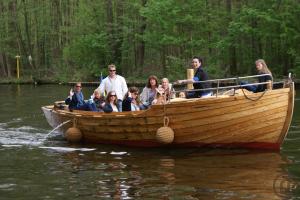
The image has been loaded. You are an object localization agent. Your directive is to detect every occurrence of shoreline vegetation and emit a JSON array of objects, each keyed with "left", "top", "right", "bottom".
[
  {"left": 0, "top": 77, "right": 146, "bottom": 87},
  {"left": 1, "top": 1, "right": 300, "bottom": 83}
]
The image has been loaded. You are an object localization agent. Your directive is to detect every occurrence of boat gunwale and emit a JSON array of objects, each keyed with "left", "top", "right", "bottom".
[{"left": 42, "top": 86, "right": 291, "bottom": 119}]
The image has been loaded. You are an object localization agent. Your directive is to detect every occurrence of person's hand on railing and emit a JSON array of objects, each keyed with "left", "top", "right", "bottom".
[
  {"left": 175, "top": 80, "right": 183, "bottom": 84},
  {"left": 175, "top": 79, "right": 193, "bottom": 84}
]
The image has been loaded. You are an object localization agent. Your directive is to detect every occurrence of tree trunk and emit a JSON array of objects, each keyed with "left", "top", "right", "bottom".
[
  {"left": 137, "top": 0, "right": 147, "bottom": 75},
  {"left": 226, "top": 0, "right": 237, "bottom": 75},
  {"left": 106, "top": 0, "right": 114, "bottom": 61},
  {"left": 161, "top": 46, "right": 167, "bottom": 77},
  {"left": 0, "top": 2, "right": 6, "bottom": 77},
  {"left": 3, "top": 54, "right": 12, "bottom": 78},
  {"left": 22, "top": 0, "right": 36, "bottom": 70},
  {"left": 11, "top": 0, "right": 27, "bottom": 69},
  {"left": 0, "top": 54, "right": 8, "bottom": 77}
]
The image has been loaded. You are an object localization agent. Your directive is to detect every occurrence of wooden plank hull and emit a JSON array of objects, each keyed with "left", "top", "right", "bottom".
[{"left": 42, "top": 84, "right": 294, "bottom": 150}]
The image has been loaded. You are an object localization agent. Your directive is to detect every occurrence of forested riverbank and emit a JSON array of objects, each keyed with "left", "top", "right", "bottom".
[{"left": 1, "top": 0, "right": 300, "bottom": 83}]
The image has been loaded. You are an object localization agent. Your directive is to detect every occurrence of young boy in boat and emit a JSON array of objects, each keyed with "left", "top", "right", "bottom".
[
  {"left": 91, "top": 90, "right": 105, "bottom": 112},
  {"left": 65, "top": 82, "right": 96, "bottom": 111}
]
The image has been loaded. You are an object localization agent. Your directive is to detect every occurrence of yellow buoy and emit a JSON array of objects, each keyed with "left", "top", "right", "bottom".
[
  {"left": 65, "top": 127, "right": 82, "bottom": 143},
  {"left": 156, "top": 126, "right": 174, "bottom": 144},
  {"left": 156, "top": 116, "right": 174, "bottom": 144}
]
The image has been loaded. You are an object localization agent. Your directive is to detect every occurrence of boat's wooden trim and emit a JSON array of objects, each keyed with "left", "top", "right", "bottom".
[{"left": 277, "top": 82, "right": 295, "bottom": 145}]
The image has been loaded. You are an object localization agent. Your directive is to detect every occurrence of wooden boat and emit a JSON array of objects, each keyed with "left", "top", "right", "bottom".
[{"left": 42, "top": 75, "right": 295, "bottom": 150}]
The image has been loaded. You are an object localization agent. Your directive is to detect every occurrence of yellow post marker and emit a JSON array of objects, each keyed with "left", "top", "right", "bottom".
[
  {"left": 15, "top": 55, "right": 20, "bottom": 79},
  {"left": 187, "top": 69, "right": 194, "bottom": 90}
]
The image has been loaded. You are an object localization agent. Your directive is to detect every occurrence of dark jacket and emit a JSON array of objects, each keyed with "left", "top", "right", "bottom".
[
  {"left": 122, "top": 97, "right": 144, "bottom": 111},
  {"left": 193, "top": 67, "right": 211, "bottom": 97},
  {"left": 93, "top": 97, "right": 105, "bottom": 112},
  {"left": 103, "top": 103, "right": 120, "bottom": 113},
  {"left": 256, "top": 73, "right": 272, "bottom": 93},
  {"left": 122, "top": 97, "right": 132, "bottom": 111}
]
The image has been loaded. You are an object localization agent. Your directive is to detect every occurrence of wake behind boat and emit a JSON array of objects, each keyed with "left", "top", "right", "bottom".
[{"left": 42, "top": 75, "right": 294, "bottom": 150}]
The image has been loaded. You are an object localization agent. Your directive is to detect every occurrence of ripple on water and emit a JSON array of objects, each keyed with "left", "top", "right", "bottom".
[
  {"left": 0, "top": 125, "right": 48, "bottom": 146},
  {"left": 0, "top": 183, "right": 17, "bottom": 191},
  {"left": 110, "top": 151, "right": 128, "bottom": 155},
  {"left": 39, "top": 146, "right": 96, "bottom": 152}
]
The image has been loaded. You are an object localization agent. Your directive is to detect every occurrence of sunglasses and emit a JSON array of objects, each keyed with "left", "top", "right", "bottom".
[
  {"left": 110, "top": 94, "right": 116, "bottom": 97},
  {"left": 75, "top": 85, "right": 81, "bottom": 88},
  {"left": 109, "top": 70, "right": 116, "bottom": 72}
]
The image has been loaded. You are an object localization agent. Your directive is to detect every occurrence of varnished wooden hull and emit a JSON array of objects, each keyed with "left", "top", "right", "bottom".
[{"left": 42, "top": 84, "right": 294, "bottom": 150}]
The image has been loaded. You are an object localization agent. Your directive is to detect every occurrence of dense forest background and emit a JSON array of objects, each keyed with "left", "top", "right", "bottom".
[{"left": 0, "top": 0, "right": 300, "bottom": 83}]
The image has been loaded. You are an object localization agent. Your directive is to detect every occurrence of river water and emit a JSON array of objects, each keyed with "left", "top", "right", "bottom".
[{"left": 0, "top": 84, "right": 299, "bottom": 200}]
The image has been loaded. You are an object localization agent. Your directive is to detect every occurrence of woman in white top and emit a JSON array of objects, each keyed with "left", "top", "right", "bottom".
[
  {"left": 103, "top": 91, "right": 120, "bottom": 113},
  {"left": 140, "top": 75, "right": 158, "bottom": 108}
]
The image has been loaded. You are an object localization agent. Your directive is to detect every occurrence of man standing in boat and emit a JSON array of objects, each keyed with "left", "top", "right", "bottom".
[{"left": 97, "top": 64, "right": 128, "bottom": 111}]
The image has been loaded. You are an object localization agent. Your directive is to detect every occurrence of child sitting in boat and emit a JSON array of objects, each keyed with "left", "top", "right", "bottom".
[
  {"left": 158, "top": 78, "right": 175, "bottom": 101},
  {"left": 122, "top": 87, "right": 144, "bottom": 111},
  {"left": 65, "top": 82, "right": 95, "bottom": 111},
  {"left": 91, "top": 90, "right": 105, "bottom": 112},
  {"left": 152, "top": 88, "right": 166, "bottom": 105},
  {"left": 103, "top": 91, "right": 120, "bottom": 113}
]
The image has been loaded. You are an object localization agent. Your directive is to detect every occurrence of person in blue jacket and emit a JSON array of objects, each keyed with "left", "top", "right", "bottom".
[{"left": 65, "top": 82, "right": 96, "bottom": 111}]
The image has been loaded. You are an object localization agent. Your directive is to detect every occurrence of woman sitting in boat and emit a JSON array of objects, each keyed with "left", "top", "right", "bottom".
[
  {"left": 176, "top": 57, "right": 212, "bottom": 98},
  {"left": 91, "top": 90, "right": 105, "bottom": 112},
  {"left": 242, "top": 59, "right": 273, "bottom": 93},
  {"left": 65, "top": 82, "right": 95, "bottom": 111},
  {"left": 158, "top": 78, "right": 175, "bottom": 101},
  {"left": 103, "top": 91, "right": 120, "bottom": 113},
  {"left": 122, "top": 87, "right": 144, "bottom": 111},
  {"left": 140, "top": 75, "right": 158, "bottom": 109}
]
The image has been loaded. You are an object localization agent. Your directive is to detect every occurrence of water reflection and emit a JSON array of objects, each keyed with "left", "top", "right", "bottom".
[{"left": 50, "top": 148, "right": 293, "bottom": 200}]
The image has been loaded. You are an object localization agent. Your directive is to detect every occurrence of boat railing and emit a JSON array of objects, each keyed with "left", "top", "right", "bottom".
[{"left": 172, "top": 74, "right": 287, "bottom": 98}]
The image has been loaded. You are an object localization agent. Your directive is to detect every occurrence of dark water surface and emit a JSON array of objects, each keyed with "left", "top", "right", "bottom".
[{"left": 0, "top": 85, "right": 299, "bottom": 200}]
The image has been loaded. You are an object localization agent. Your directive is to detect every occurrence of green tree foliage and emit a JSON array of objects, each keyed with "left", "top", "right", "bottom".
[{"left": 0, "top": 0, "right": 299, "bottom": 82}]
